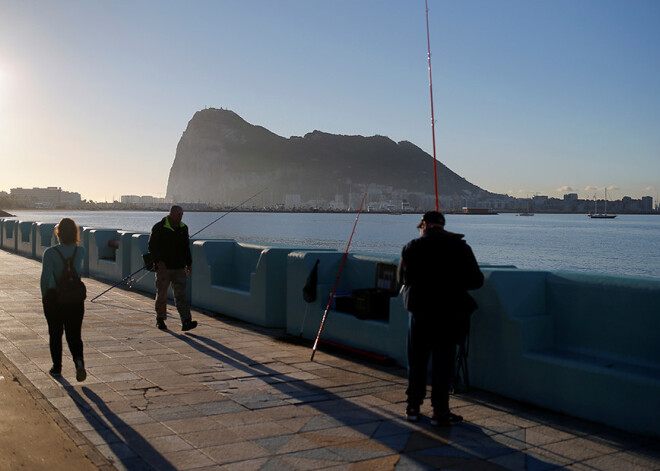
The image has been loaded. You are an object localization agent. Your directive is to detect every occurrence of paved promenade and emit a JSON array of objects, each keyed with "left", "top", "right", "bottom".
[{"left": 1, "top": 249, "right": 659, "bottom": 470}]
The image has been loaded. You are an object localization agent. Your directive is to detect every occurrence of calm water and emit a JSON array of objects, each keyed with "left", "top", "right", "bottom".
[{"left": 8, "top": 210, "right": 660, "bottom": 279}]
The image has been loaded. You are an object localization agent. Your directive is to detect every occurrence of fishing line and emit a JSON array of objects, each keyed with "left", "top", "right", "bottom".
[
  {"left": 191, "top": 187, "right": 269, "bottom": 238},
  {"left": 310, "top": 184, "right": 370, "bottom": 361}
]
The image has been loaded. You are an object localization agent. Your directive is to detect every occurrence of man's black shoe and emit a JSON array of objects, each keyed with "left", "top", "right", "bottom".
[
  {"left": 430, "top": 411, "right": 463, "bottom": 426},
  {"left": 182, "top": 320, "right": 198, "bottom": 332},
  {"left": 156, "top": 319, "right": 167, "bottom": 330},
  {"left": 406, "top": 405, "right": 421, "bottom": 422}
]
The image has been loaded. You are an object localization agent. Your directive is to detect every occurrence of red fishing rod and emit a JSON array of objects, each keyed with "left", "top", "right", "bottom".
[
  {"left": 426, "top": 0, "right": 439, "bottom": 211},
  {"left": 310, "top": 184, "right": 370, "bottom": 361}
]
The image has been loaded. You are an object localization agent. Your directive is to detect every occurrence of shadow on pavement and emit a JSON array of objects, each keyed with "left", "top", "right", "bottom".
[
  {"left": 168, "top": 330, "right": 560, "bottom": 468},
  {"left": 58, "top": 377, "right": 177, "bottom": 471}
]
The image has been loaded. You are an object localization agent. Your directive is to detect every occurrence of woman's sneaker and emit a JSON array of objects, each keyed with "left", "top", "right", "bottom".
[
  {"left": 430, "top": 411, "right": 463, "bottom": 426},
  {"left": 75, "top": 359, "right": 87, "bottom": 382},
  {"left": 406, "top": 405, "right": 421, "bottom": 422},
  {"left": 49, "top": 366, "right": 62, "bottom": 378}
]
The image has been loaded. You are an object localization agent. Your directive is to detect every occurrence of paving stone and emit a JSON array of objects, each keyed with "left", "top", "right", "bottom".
[
  {"left": 540, "top": 437, "right": 608, "bottom": 462},
  {"left": 489, "top": 451, "right": 563, "bottom": 471},
  {"left": 179, "top": 427, "right": 243, "bottom": 448},
  {"left": 215, "top": 457, "right": 270, "bottom": 470},
  {"left": 201, "top": 440, "right": 271, "bottom": 464}
]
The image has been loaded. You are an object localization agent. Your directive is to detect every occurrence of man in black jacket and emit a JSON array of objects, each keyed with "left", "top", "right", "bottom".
[
  {"left": 148, "top": 205, "right": 197, "bottom": 331},
  {"left": 398, "top": 211, "right": 483, "bottom": 425}
]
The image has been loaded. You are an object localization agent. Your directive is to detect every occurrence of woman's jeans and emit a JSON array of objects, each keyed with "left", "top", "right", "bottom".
[{"left": 43, "top": 289, "right": 84, "bottom": 368}]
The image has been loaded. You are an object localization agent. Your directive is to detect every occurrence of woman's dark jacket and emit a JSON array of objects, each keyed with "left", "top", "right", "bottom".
[
  {"left": 398, "top": 228, "right": 483, "bottom": 316},
  {"left": 148, "top": 217, "right": 192, "bottom": 269}
]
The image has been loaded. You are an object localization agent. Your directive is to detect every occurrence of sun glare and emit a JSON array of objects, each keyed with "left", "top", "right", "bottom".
[{"left": 0, "top": 66, "right": 6, "bottom": 107}]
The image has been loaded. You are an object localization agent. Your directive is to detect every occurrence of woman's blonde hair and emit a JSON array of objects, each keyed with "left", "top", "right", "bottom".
[{"left": 55, "top": 218, "right": 80, "bottom": 245}]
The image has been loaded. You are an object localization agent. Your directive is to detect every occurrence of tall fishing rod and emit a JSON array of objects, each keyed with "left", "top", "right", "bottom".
[
  {"left": 90, "top": 186, "right": 268, "bottom": 302},
  {"left": 310, "top": 184, "right": 370, "bottom": 361},
  {"left": 426, "top": 0, "right": 440, "bottom": 211}
]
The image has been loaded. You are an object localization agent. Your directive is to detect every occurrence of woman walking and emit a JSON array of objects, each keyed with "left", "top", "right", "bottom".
[{"left": 40, "top": 218, "right": 87, "bottom": 381}]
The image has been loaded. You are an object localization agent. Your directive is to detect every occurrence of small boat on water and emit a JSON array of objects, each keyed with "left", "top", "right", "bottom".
[{"left": 588, "top": 188, "right": 616, "bottom": 219}]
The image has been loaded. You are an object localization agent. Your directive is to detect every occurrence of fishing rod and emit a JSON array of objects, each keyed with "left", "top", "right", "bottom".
[
  {"left": 425, "top": 0, "right": 440, "bottom": 211},
  {"left": 90, "top": 264, "right": 150, "bottom": 302},
  {"left": 310, "top": 184, "right": 370, "bottom": 361},
  {"left": 90, "top": 186, "right": 268, "bottom": 302}
]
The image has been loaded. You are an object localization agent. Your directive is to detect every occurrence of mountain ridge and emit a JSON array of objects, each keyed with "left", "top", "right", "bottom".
[{"left": 166, "top": 108, "right": 504, "bottom": 209}]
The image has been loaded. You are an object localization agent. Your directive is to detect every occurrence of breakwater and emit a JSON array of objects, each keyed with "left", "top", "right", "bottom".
[{"left": 1, "top": 217, "right": 659, "bottom": 438}]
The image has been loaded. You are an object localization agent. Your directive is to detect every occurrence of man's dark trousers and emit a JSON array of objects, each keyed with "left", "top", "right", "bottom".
[{"left": 406, "top": 313, "right": 455, "bottom": 413}]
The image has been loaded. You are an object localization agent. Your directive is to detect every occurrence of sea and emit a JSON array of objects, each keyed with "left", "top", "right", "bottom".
[{"left": 7, "top": 210, "right": 660, "bottom": 279}]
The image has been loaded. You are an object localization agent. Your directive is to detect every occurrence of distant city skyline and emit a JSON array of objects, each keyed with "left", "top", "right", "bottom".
[{"left": 1, "top": 1, "right": 658, "bottom": 202}]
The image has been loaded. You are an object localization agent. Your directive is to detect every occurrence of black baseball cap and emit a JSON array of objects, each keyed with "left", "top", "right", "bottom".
[{"left": 416, "top": 211, "right": 446, "bottom": 229}]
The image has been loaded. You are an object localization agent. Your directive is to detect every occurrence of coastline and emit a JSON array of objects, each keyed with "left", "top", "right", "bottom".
[{"left": 2, "top": 206, "right": 658, "bottom": 216}]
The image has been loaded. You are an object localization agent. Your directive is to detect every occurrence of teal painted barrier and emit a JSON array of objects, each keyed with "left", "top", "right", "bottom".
[
  {"left": 128, "top": 233, "right": 155, "bottom": 295},
  {"left": 191, "top": 240, "right": 315, "bottom": 328},
  {"left": 470, "top": 269, "right": 660, "bottom": 437},
  {"left": 87, "top": 229, "right": 138, "bottom": 281},
  {"left": 34, "top": 222, "right": 57, "bottom": 261},
  {"left": 16, "top": 221, "right": 36, "bottom": 258},
  {"left": 1, "top": 219, "right": 17, "bottom": 252}
]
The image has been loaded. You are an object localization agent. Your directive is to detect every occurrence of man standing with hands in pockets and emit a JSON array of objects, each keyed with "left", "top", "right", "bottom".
[{"left": 148, "top": 205, "right": 197, "bottom": 331}]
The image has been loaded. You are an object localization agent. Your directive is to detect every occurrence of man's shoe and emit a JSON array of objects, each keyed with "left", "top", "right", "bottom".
[
  {"left": 430, "top": 411, "right": 463, "bottom": 426},
  {"left": 156, "top": 319, "right": 167, "bottom": 330},
  {"left": 182, "top": 319, "right": 198, "bottom": 332},
  {"left": 406, "top": 405, "right": 421, "bottom": 422},
  {"left": 75, "top": 359, "right": 87, "bottom": 382},
  {"left": 49, "top": 366, "right": 62, "bottom": 378}
]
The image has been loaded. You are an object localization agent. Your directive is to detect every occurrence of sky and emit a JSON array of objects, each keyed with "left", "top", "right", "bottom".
[{"left": 1, "top": 0, "right": 658, "bottom": 202}]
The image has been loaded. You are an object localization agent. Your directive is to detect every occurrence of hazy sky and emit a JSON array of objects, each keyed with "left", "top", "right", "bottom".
[{"left": 1, "top": 1, "right": 658, "bottom": 202}]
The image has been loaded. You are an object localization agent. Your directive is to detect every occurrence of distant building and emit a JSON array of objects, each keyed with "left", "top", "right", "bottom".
[
  {"left": 121, "top": 195, "right": 141, "bottom": 204},
  {"left": 642, "top": 196, "right": 653, "bottom": 212},
  {"left": 120, "top": 194, "right": 167, "bottom": 207},
  {"left": 10, "top": 187, "right": 81, "bottom": 208}
]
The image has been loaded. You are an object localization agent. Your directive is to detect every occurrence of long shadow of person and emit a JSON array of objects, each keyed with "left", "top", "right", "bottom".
[
  {"left": 55, "top": 377, "right": 177, "bottom": 470},
  {"left": 167, "top": 330, "right": 559, "bottom": 469}
]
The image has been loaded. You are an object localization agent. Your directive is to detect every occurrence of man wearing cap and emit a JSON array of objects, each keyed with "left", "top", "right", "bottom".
[{"left": 398, "top": 211, "right": 483, "bottom": 425}]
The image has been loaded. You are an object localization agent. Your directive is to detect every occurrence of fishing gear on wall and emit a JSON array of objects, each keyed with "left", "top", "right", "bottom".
[
  {"left": 90, "top": 187, "right": 268, "bottom": 302},
  {"left": 310, "top": 184, "right": 370, "bottom": 361},
  {"left": 299, "top": 258, "right": 320, "bottom": 337}
]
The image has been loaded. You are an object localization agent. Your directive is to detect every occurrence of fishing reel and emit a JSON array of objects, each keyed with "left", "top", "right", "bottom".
[
  {"left": 142, "top": 252, "right": 156, "bottom": 272},
  {"left": 126, "top": 277, "right": 137, "bottom": 289}
]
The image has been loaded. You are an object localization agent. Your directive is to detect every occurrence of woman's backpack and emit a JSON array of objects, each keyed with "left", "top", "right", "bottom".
[{"left": 53, "top": 246, "right": 87, "bottom": 304}]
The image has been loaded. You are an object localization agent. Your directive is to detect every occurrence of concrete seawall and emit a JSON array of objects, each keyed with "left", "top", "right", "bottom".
[{"left": 2, "top": 217, "right": 659, "bottom": 438}]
